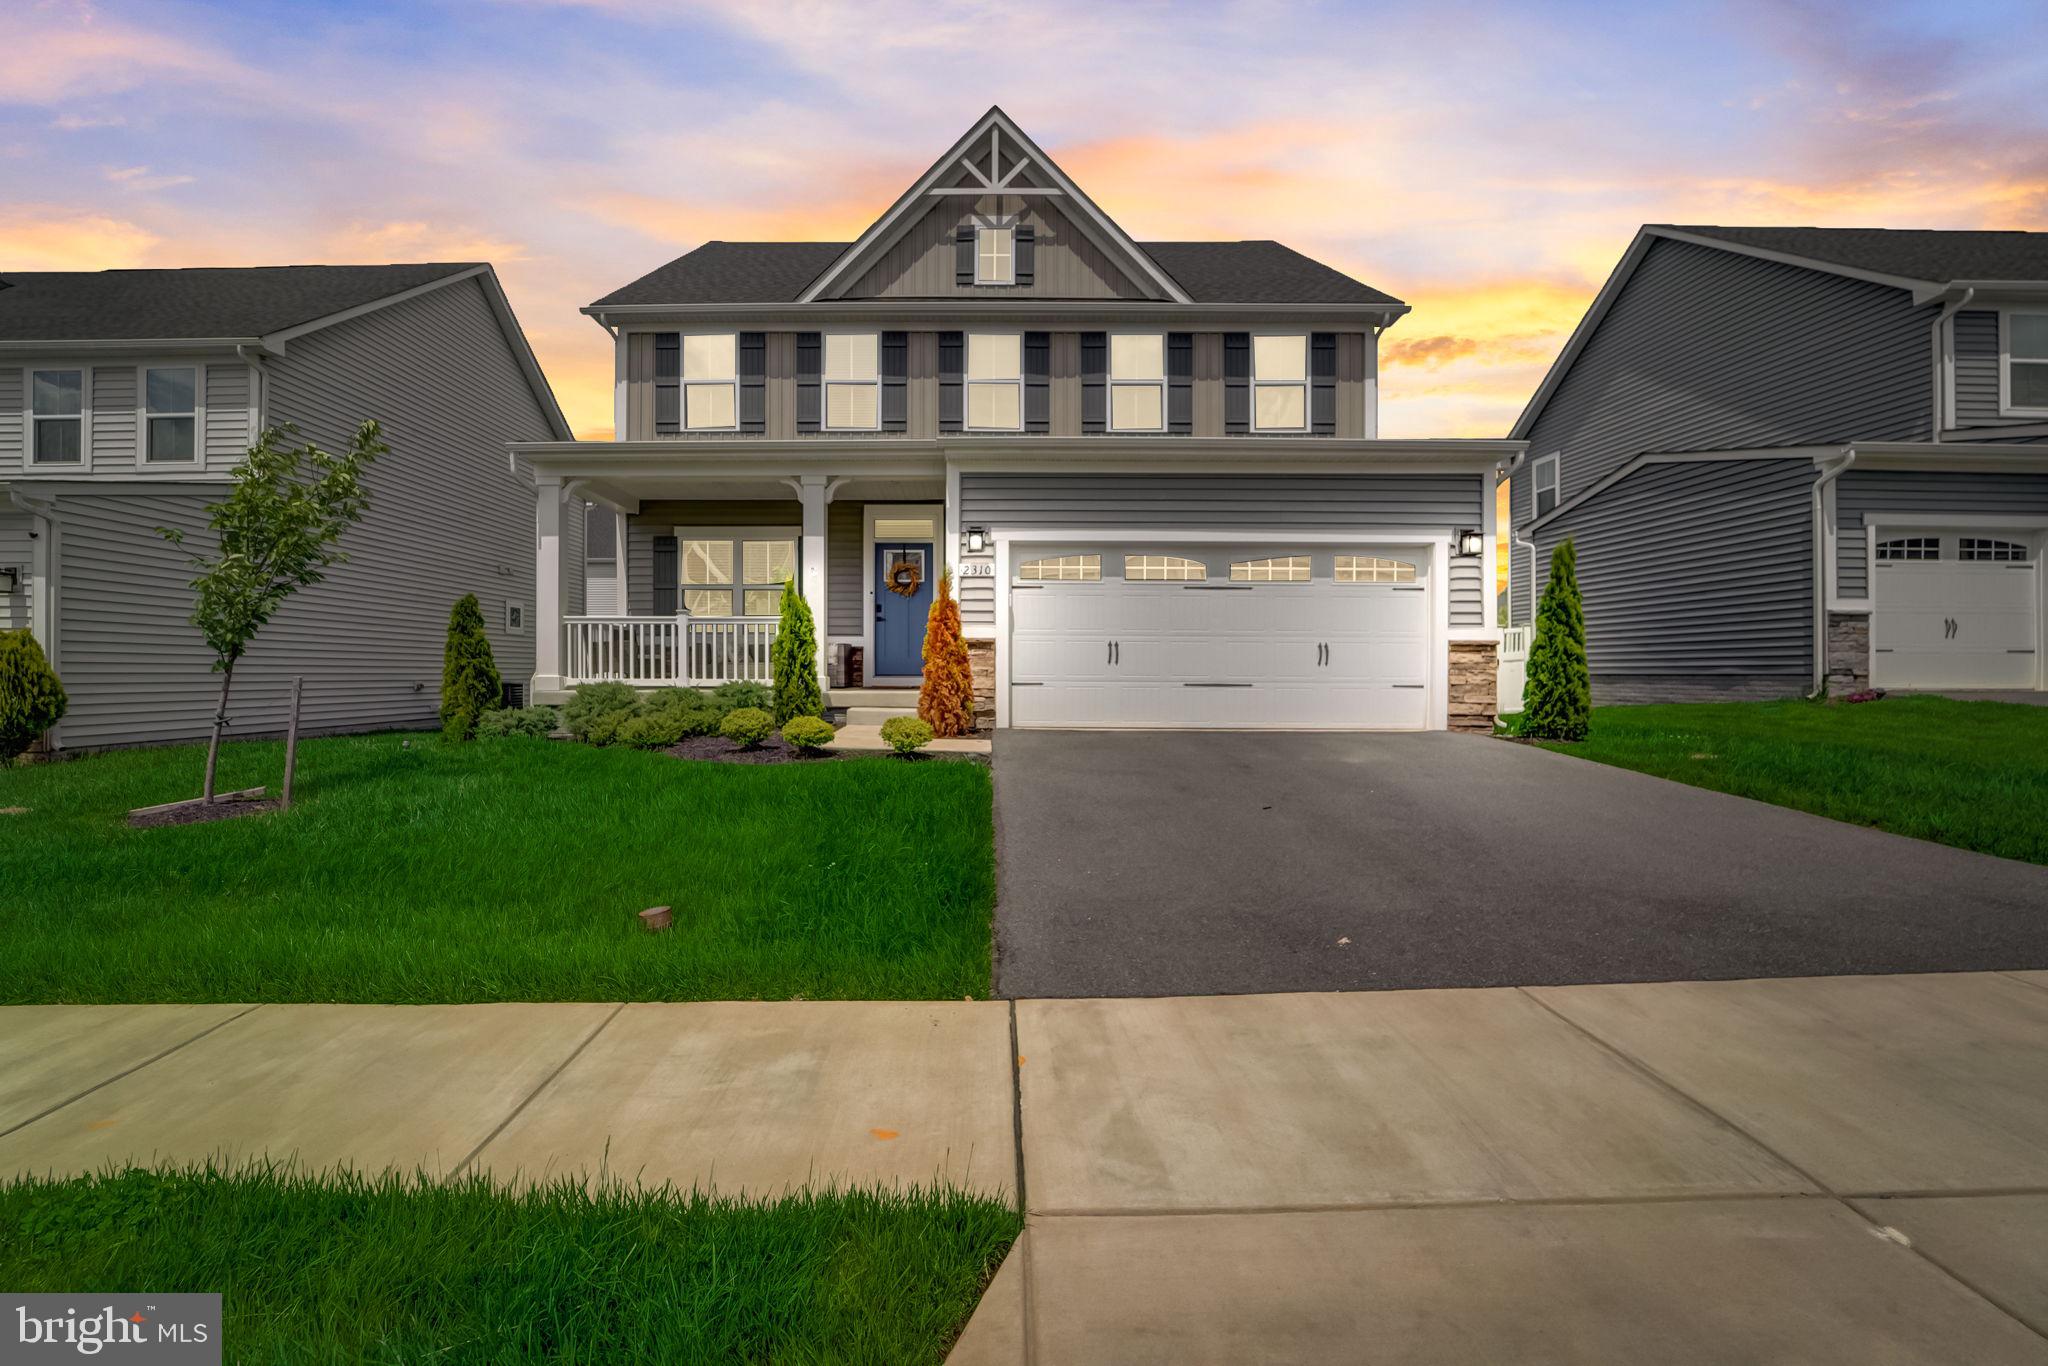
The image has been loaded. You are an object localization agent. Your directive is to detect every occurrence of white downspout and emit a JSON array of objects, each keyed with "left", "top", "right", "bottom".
[
  {"left": 1929, "top": 286, "right": 1974, "bottom": 441},
  {"left": 1809, "top": 448, "right": 1857, "bottom": 697},
  {"left": 1499, "top": 452, "right": 1531, "bottom": 627}
]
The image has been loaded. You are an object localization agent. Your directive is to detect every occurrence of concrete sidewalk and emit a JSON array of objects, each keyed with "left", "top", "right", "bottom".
[{"left": 5, "top": 974, "right": 2048, "bottom": 1362}]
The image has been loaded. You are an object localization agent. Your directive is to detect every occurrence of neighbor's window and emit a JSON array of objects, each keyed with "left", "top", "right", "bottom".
[
  {"left": 824, "top": 333, "right": 880, "bottom": 430},
  {"left": 1231, "top": 555, "right": 1312, "bottom": 582},
  {"left": 976, "top": 225, "right": 1015, "bottom": 285},
  {"left": 1110, "top": 334, "right": 1166, "bottom": 432},
  {"left": 1335, "top": 555, "right": 1417, "bottom": 583},
  {"left": 1252, "top": 335, "right": 1308, "bottom": 431},
  {"left": 1876, "top": 537, "right": 1939, "bottom": 562},
  {"left": 679, "top": 533, "right": 797, "bottom": 616},
  {"left": 1124, "top": 554, "right": 1206, "bottom": 581},
  {"left": 2008, "top": 312, "right": 2048, "bottom": 412},
  {"left": 1534, "top": 453, "right": 1560, "bottom": 518},
  {"left": 144, "top": 366, "right": 198, "bottom": 463},
  {"left": 30, "top": 369, "right": 83, "bottom": 464},
  {"left": 655, "top": 333, "right": 737, "bottom": 432},
  {"left": 1017, "top": 554, "right": 1100, "bottom": 582},
  {"left": 966, "top": 332, "right": 1023, "bottom": 430},
  {"left": 1961, "top": 538, "right": 2028, "bottom": 562}
]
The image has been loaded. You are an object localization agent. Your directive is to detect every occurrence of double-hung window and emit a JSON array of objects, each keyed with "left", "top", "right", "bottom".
[
  {"left": 30, "top": 369, "right": 84, "bottom": 465},
  {"left": 1533, "top": 453, "right": 1560, "bottom": 518},
  {"left": 144, "top": 366, "right": 198, "bottom": 463},
  {"left": 1110, "top": 334, "right": 1165, "bottom": 432},
  {"left": 1251, "top": 335, "right": 1308, "bottom": 431},
  {"left": 824, "top": 333, "right": 880, "bottom": 430},
  {"left": 655, "top": 333, "right": 737, "bottom": 432},
  {"left": 975, "top": 225, "right": 1015, "bottom": 285},
  {"left": 966, "top": 333, "right": 1022, "bottom": 430},
  {"left": 679, "top": 531, "right": 796, "bottom": 617},
  {"left": 2006, "top": 311, "right": 2048, "bottom": 415}
]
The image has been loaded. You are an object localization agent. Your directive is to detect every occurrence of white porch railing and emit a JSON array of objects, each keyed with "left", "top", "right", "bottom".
[
  {"left": 1497, "top": 625, "right": 1532, "bottom": 714},
  {"left": 1500, "top": 626, "right": 1532, "bottom": 660},
  {"left": 563, "top": 615, "right": 779, "bottom": 687}
]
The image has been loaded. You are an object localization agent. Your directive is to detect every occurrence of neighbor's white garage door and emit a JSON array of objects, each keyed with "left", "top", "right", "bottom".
[
  {"left": 1008, "top": 546, "right": 1433, "bottom": 729},
  {"left": 1872, "top": 532, "right": 2040, "bottom": 689}
]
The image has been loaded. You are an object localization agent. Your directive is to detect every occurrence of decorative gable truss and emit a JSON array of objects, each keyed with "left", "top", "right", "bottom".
[{"left": 800, "top": 106, "right": 1192, "bottom": 305}]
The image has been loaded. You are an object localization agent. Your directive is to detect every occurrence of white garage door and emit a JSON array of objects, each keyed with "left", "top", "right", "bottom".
[
  {"left": 1872, "top": 532, "right": 2040, "bottom": 689},
  {"left": 1008, "top": 546, "right": 1433, "bottom": 729}
]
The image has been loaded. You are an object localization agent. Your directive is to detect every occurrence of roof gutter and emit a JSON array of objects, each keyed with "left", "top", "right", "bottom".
[
  {"left": 1809, "top": 447, "right": 1857, "bottom": 698},
  {"left": 1928, "top": 285, "right": 1974, "bottom": 441}
]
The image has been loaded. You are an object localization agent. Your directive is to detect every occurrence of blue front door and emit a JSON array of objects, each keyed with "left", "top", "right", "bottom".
[{"left": 874, "top": 542, "right": 934, "bottom": 677}]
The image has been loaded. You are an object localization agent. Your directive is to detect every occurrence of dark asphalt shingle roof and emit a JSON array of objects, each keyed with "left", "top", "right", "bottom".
[
  {"left": 590, "top": 239, "right": 1403, "bottom": 308},
  {"left": 0, "top": 264, "right": 479, "bottom": 341},
  {"left": 1666, "top": 225, "right": 2048, "bottom": 286}
]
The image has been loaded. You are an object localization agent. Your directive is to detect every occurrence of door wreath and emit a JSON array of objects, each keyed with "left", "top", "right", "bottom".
[{"left": 885, "top": 557, "right": 924, "bottom": 598}]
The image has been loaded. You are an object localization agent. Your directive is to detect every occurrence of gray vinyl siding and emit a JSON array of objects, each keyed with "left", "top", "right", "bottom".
[
  {"left": 1949, "top": 310, "right": 2040, "bottom": 432},
  {"left": 0, "top": 514, "right": 33, "bottom": 632},
  {"left": 848, "top": 195, "right": 1147, "bottom": 300},
  {"left": 625, "top": 500, "right": 803, "bottom": 615},
  {"left": 0, "top": 361, "right": 252, "bottom": 476},
  {"left": 957, "top": 470, "right": 1486, "bottom": 631},
  {"left": 205, "top": 363, "right": 252, "bottom": 458},
  {"left": 89, "top": 366, "right": 135, "bottom": 462},
  {"left": 1532, "top": 457, "right": 1815, "bottom": 704},
  {"left": 0, "top": 368, "right": 20, "bottom": 474},
  {"left": 1835, "top": 469, "right": 2048, "bottom": 598},
  {"left": 827, "top": 501, "right": 862, "bottom": 636}
]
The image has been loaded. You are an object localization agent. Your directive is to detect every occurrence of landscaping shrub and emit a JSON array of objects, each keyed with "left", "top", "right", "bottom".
[
  {"left": 617, "top": 711, "right": 692, "bottom": 749},
  {"left": 440, "top": 594, "right": 502, "bottom": 741},
  {"left": 719, "top": 706, "right": 775, "bottom": 748},
  {"left": 781, "top": 716, "right": 836, "bottom": 753},
  {"left": 918, "top": 569, "right": 975, "bottom": 738},
  {"left": 475, "top": 706, "right": 558, "bottom": 741},
  {"left": 583, "top": 708, "right": 639, "bottom": 747},
  {"left": 564, "top": 682, "right": 641, "bottom": 741},
  {"left": 712, "top": 681, "right": 772, "bottom": 714},
  {"left": 0, "top": 630, "right": 68, "bottom": 764},
  {"left": 880, "top": 716, "right": 933, "bottom": 755},
  {"left": 770, "top": 580, "right": 824, "bottom": 725},
  {"left": 1523, "top": 538, "right": 1590, "bottom": 742},
  {"left": 646, "top": 687, "right": 708, "bottom": 711}
]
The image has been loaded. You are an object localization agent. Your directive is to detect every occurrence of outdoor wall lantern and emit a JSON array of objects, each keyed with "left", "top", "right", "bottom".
[
  {"left": 0, "top": 566, "right": 17, "bottom": 595},
  {"left": 963, "top": 525, "right": 989, "bottom": 554},
  {"left": 1456, "top": 529, "right": 1484, "bottom": 558}
]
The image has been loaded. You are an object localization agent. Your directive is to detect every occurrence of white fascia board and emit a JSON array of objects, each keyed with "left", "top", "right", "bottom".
[
  {"left": 1844, "top": 440, "right": 2048, "bottom": 473},
  {"left": 583, "top": 301, "right": 1410, "bottom": 329},
  {"left": 0, "top": 338, "right": 257, "bottom": 355}
]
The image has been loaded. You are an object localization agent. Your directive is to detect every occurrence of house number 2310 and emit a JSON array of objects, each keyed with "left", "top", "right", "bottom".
[{"left": 957, "top": 562, "right": 995, "bottom": 577}]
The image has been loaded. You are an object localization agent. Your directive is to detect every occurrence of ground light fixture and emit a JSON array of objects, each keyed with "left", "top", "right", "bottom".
[
  {"left": 1456, "top": 529, "right": 1484, "bottom": 557},
  {"left": 964, "top": 526, "right": 989, "bottom": 554}
]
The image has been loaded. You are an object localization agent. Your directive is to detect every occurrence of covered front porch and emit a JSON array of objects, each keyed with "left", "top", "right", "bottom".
[{"left": 526, "top": 443, "right": 953, "bottom": 700}]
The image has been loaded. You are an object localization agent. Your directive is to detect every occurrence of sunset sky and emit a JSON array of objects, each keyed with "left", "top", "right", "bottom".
[{"left": 5, "top": 0, "right": 2045, "bottom": 451}]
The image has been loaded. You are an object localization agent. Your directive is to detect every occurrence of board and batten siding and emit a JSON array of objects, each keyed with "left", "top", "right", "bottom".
[
  {"left": 956, "top": 471, "right": 1486, "bottom": 632},
  {"left": 43, "top": 274, "right": 574, "bottom": 750},
  {"left": 0, "top": 514, "right": 33, "bottom": 632},
  {"left": 1532, "top": 457, "right": 1816, "bottom": 704},
  {"left": 848, "top": 194, "right": 1148, "bottom": 300},
  {"left": 0, "top": 361, "right": 254, "bottom": 477},
  {"left": 1835, "top": 469, "right": 2048, "bottom": 599}
]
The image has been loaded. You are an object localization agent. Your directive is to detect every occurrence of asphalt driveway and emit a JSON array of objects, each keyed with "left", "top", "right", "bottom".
[{"left": 993, "top": 731, "right": 2048, "bottom": 998}]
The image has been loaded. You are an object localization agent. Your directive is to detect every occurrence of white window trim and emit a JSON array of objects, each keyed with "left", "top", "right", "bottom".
[
  {"left": 821, "top": 329, "right": 882, "bottom": 432},
  {"left": 137, "top": 363, "right": 205, "bottom": 467},
  {"left": 1108, "top": 331, "right": 1167, "bottom": 433},
  {"left": 975, "top": 223, "right": 1016, "bottom": 286},
  {"left": 964, "top": 331, "right": 1024, "bottom": 432},
  {"left": 1250, "top": 332, "right": 1309, "bottom": 433},
  {"left": 26, "top": 364, "right": 91, "bottom": 471},
  {"left": 2000, "top": 308, "right": 2048, "bottom": 418},
  {"left": 670, "top": 332, "right": 740, "bottom": 433},
  {"left": 673, "top": 525, "right": 800, "bottom": 619},
  {"left": 1532, "top": 452, "right": 1561, "bottom": 519}
]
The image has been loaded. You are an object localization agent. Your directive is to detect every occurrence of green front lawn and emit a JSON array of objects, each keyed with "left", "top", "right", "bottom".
[
  {"left": 0, "top": 734, "right": 994, "bottom": 1003},
  {"left": 1537, "top": 695, "right": 2048, "bottom": 864},
  {"left": 0, "top": 1165, "right": 1020, "bottom": 1364}
]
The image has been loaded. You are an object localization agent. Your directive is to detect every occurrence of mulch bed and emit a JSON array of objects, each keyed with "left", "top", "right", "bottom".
[
  {"left": 660, "top": 735, "right": 837, "bottom": 765},
  {"left": 128, "top": 797, "right": 284, "bottom": 830}
]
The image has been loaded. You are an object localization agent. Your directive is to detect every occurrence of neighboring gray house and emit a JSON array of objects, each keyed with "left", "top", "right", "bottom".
[
  {"left": 0, "top": 263, "right": 577, "bottom": 750},
  {"left": 1506, "top": 225, "right": 2048, "bottom": 703},
  {"left": 514, "top": 108, "right": 1520, "bottom": 732}
]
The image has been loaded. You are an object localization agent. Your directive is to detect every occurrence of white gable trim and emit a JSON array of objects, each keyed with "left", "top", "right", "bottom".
[{"left": 798, "top": 106, "right": 1192, "bottom": 306}]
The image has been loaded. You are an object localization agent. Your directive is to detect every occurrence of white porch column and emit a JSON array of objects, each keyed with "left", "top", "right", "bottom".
[
  {"left": 796, "top": 474, "right": 830, "bottom": 692},
  {"left": 533, "top": 477, "right": 568, "bottom": 695}
]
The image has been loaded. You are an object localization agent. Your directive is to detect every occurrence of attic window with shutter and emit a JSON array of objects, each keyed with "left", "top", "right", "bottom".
[
  {"left": 976, "top": 226, "right": 1015, "bottom": 285},
  {"left": 824, "top": 333, "right": 880, "bottom": 430}
]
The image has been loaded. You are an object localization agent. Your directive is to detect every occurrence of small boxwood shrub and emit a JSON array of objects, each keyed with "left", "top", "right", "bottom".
[
  {"left": 617, "top": 710, "right": 693, "bottom": 749},
  {"left": 880, "top": 716, "right": 933, "bottom": 755},
  {"left": 475, "top": 705, "right": 558, "bottom": 740},
  {"left": 0, "top": 629, "right": 67, "bottom": 764},
  {"left": 564, "top": 682, "right": 640, "bottom": 740},
  {"left": 781, "top": 716, "right": 836, "bottom": 752},
  {"left": 719, "top": 706, "right": 775, "bottom": 748}
]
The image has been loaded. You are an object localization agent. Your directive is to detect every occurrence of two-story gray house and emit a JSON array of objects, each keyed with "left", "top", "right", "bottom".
[
  {"left": 0, "top": 263, "right": 575, "bottom": 750},
  {"left": 1507, "top": 225, "right": 2048, "bottom": 703},
  {"left": 516, "top": 108, "right": 1520, "bottom": 732}
]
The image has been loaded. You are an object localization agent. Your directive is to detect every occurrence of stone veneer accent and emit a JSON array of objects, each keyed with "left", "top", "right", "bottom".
[
  {"left": 967, "top": 639, "right": 996, "bottom": 732},
  {"left": 1826, "top": 611, "right": 1870, "bottom": 695},
  {"left": 1448, "top": 641, "right": 1499, "bottom": 734}
]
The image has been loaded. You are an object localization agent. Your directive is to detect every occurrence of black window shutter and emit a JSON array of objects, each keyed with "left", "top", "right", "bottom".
[
  {"left": 1223, "top": 333, "right": 1251, "bottom": 435},
  {"left": 881, "top": 331, "right": 908, "bottom": 433},
  {"left": 1024, "top": 331, "right": 1051, "bottom": 434},
  {"left": 653, "top": 535, "right": 679, "bottom": 615},
  {"left": 1080, "top": 332, "right": 1107, "bottom": 435},
  {"left": 938, "top": 331, "right": 964, "bottom": 433},
  {"left": 955, "top": 226, "right": 976, "bottom": 287},
  {"left": 654, "top": 332, "right": 681, "bottom": 435},
  {"left": 1310, "top": 332, "right": 1337, "bottom": 436},
  {"left": 1015, "top": 225, "right": 1035, "bottom": 287},
  {"left": 795, "top": 332, "right": 822, "bottom": 434},
  {"left": 738, "top": 332, "right": 767, "bottom": 434},
  {"left": 1167, "top": 333, "right": 1194, "bottom": 435}
]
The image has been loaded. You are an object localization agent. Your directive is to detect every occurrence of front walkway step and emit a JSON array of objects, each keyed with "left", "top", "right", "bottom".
[
  {"left": 827, "top": 725, "right": 991, "bottom": 755},
  {"left": 845, "top": 706, "right": 919, "bottom": 727},
  {"left": 828, "top": 687, "right": 920, "bottom": 708}
]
